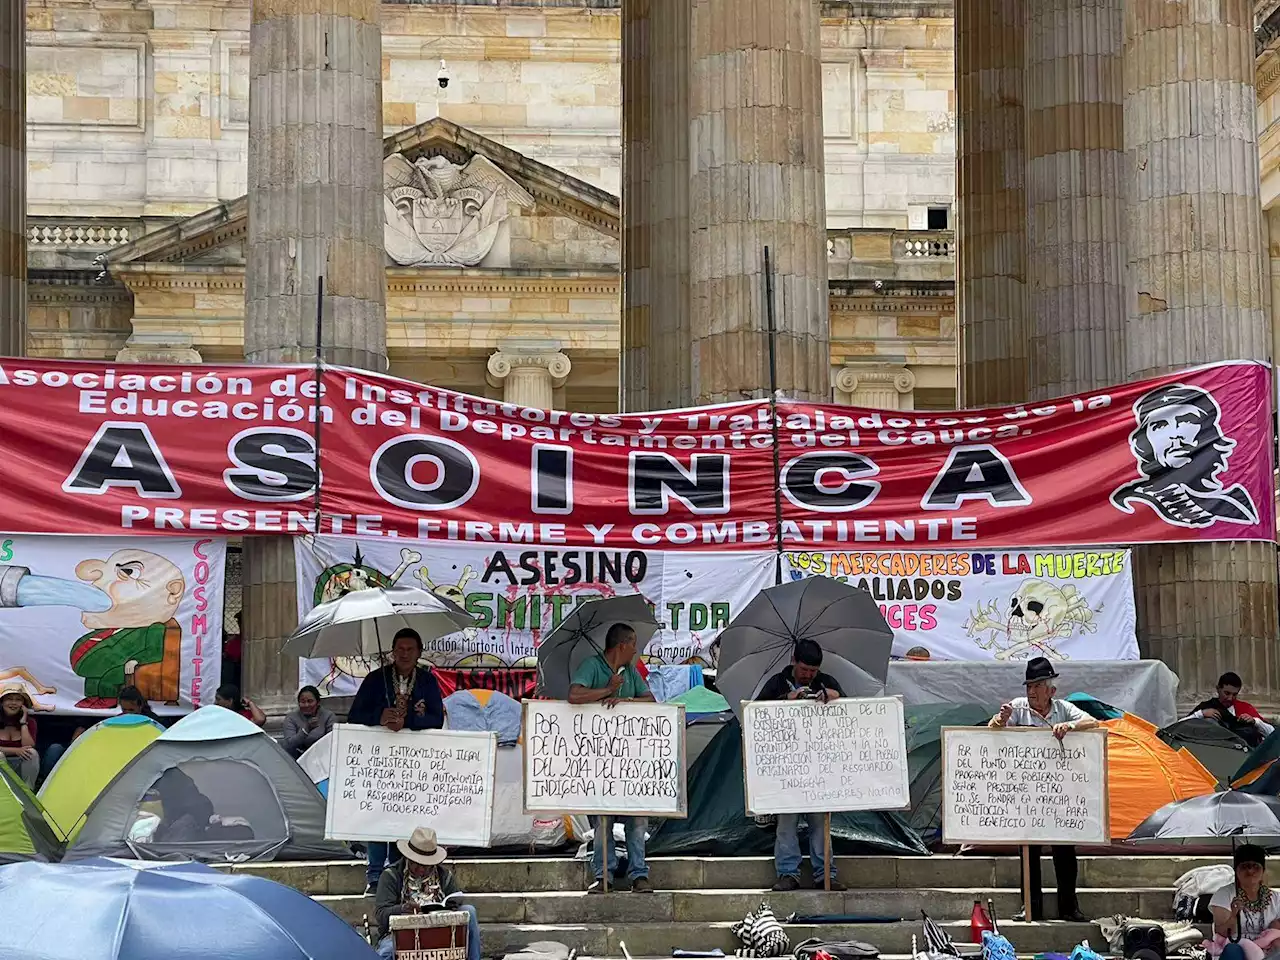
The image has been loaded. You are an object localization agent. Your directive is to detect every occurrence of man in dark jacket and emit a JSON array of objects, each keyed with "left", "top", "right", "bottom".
[
  {"left": 374, "top": 826, "right": 480, "bottom": 960},
  {"left": 349, "top": 628, "right": 446, "bottom": 892},
  {"left": 758, "top": 639, "right": 845, "bottom": 892}
]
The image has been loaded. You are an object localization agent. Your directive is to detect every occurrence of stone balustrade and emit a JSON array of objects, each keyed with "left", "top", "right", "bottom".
[
  {"left": 27, "top": 220, "right": 140, "bottom": 249},
  {"left": 826, "top": 227, "right": 955, "bottom": 282}
]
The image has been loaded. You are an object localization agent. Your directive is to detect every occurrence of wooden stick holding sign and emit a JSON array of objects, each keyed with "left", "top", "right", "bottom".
[
  {"left": 1020, "top": 845, "right": 1032, "bottom": 921},
  {"left": 824, "top": 813, "right": 832, "bottom": 892},
  {"left": 601, "top": 814, "right": 610, "bottom": 893}
]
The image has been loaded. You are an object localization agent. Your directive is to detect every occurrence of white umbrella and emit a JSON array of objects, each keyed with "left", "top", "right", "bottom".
[
  {"left": 280, "top": 585, "right": 477, "bottom": 660},
  {"left": 536, "top": 594, "right": 662, "bottom": 699}
]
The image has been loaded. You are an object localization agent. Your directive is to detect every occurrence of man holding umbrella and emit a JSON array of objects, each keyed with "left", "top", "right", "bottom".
[
  {"left": 989, "top": 656, "right": 1097, "bottom": 921},
  {"left": 759, "top": 639, "right": 846, "bottom": 891},
  {"left": 350, "top": 627, "right": 446, "bottom": 893},
  {"left": 568, "top": 622, "right": 656, "bottom": 894}
]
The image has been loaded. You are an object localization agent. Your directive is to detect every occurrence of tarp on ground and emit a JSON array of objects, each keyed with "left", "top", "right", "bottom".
[
  {"left": 647, "top": 717, "right": 928, "bottom": 856},
  {"left": 1159, "top": 718, "right": 1253, "bottom": 786},
  {"left": 38, "top": 715, "right": 164, "bottom": 842},
  {"left": 0, "top": 761, "right": 62, "bottom": 863},
  {"left": 1103, "top": 713, "right": 1219, "bottom": 838}
]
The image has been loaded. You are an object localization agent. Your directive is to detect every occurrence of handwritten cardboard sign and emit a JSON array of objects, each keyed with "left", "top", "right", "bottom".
[
  {"left": 941, "top": 726, "right": 1109, "bottom": 845},
  {"left": 742, "top": 696, "right": 910, "bottom": 815},
  {"left": 522, "top": 700, "right": 687, "bottom": 818},
  {"left": 324, "top": 724, "right": 497, "bottom": 846}
]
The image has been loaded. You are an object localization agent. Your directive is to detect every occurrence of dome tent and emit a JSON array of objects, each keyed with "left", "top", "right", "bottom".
[
  {"left": 38, "top": 714, "right": 164, "bottom": 843},
  {"left": 63, "top": 706, "right": 349, "bottom": 863},
  {"left": 0, "top": 760, "right": 62, "bottom": 863}
]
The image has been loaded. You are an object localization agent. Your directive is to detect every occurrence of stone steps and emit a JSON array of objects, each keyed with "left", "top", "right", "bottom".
[
  {"left": 356, "top": 920, "right": 1123, "bottom": 956},
  {"left": 314, "top": 886, "right": 1176, "bottom": 925},
  {"left": 230, "top": 854, "right": 1215, "bottom": 897}
]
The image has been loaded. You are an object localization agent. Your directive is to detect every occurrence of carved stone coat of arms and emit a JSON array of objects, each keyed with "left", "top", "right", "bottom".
[{"left": 383, "top": 153, "right": 535, "bottom": 267}]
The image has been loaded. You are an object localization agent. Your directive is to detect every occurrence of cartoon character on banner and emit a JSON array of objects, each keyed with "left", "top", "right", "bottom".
[
  {"left": 0, "top": 548, "right": 185, "bottom": 709},
  {"left": 413, "top": 563, "right": 500, "bottom": 666},
  {"left": 310, "top": 545, "right": 422, "bottom": 695},
  {"left": 963, "top": 579, "right": 1101, "bottom": 661}
]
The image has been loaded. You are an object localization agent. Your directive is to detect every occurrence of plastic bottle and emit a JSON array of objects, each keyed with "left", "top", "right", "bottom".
[{"left": 971, "top": 900, "right": 994, "bottom": 943}]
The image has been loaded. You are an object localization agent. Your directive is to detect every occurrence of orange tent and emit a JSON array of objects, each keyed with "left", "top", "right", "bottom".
[{"left": 1104, "top": 713, "right": 1219, "bottom": 839}]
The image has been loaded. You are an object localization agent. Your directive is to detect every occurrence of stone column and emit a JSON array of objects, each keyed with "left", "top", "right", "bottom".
[
  {"left": 0, "top": 1, "right": 25, "bottom": 357},
  {"left": 241, "top": 0, "right": 388, "bottom": 715},
  {"left": 1269, "top": 207, "right": 1280, "bottom": 368},
  {"left": 957, "top": 0, "right": 1028, "bottom": 405},
  {"left": 687, "top": 0, "right": 830, "bottom": 404},
  {"left": 620, "top": 0, "right": 692, "bottom": 412},
  {"left": 486, "top": 341, "right": 572, "bottom": 410},
  {"left": 1025, "top": 0, "right": 1126, "bottom": 398},
  {"left": 1125, "top": 0, "right": 1279, "bottom": 707},
  {"left": 832, "top": 365, "right": 916, "bottom": 409}
]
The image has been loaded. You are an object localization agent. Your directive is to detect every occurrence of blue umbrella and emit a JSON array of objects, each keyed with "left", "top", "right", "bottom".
[{"left": 0, "top": 858, "right": 379, "bottom": 960}]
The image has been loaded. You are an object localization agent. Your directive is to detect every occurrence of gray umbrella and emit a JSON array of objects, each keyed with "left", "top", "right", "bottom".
[
  {"left": 715, "top": 576, "right": 893, "bottom": 720},
  {"left": 536, "top": 594, "right": 662, "bottom": 699},
  {"left": 1127, "top": 791, "right": 1280, "bottom": 846}
]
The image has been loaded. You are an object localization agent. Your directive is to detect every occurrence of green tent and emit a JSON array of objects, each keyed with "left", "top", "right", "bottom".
[
  {"left": 901, "top": 702, "right": 993, "bottom": 846},
  {"left": 1159, "top": 718, "right": 1252, "bottom": 786},
  {"left": 1232, "top": 728, "right": 1280, "bottom": 785},
  {"left": 648, "top": 717, "right": 928, "bottom": 856},
  {"left": 0, "top": 761, "right": 63, "bottom": 862}
]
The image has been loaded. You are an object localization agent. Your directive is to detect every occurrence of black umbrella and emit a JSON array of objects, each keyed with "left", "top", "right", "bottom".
[
  {"left": 1128, "top": 791, "right": 1280, "bottom": 846},
  {"left": 715, "top": 576, "right": 892, "bottom": 719},
  {"left": 535, "top": 594, "right": 661, "bottom": 699}
]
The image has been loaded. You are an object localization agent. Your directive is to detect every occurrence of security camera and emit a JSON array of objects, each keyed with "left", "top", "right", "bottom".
[{"left": 437, "top": 58, "right": 450, "bottom": 90}]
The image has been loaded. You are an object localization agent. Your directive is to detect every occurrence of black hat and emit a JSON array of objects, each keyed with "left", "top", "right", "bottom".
[
  {"left": 1236, "top": 845, "right": 1267, "bottom": 869},
  {"left": 1024, "top": 657, "right": 1059, "bottom": 685}
]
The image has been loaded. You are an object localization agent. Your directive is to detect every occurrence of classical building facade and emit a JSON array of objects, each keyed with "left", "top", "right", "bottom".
[
  {"left": 19, "top": 0, "right": 957, "bottom": 414},
  {"left": 10, "top": 0, "right": 1280, "bottom": 709}
]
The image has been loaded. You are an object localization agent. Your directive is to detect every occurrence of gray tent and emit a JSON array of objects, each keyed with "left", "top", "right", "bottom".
[{"left": 63, "top": 707, "right": 349, "bottom": 863}]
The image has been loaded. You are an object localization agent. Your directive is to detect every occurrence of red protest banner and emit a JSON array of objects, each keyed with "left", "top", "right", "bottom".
[{"left": 0, "top": 358, "right": 1271, "bottom": 549}]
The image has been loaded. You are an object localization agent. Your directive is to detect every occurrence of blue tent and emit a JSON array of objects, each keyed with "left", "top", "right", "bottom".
[{"left": 0, "top": 857, "right": 379, "bottom": 960}]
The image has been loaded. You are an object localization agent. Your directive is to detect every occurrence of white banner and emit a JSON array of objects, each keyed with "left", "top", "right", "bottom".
[
  {"left": 0, "top": 534, "right": 224, "bottom": 715},
  {"left": 942, "top": 727, "right": 1110, "bottom": 845},
  {"left": 783, "top": 549, "right": 1137, "bottom": 662},
  {"left": 742, "top": 697, "right": 909, "bottom": 815},
  {"left": 522, "top": 700, "right": 687, "bottom": 818},
  {"left": 294, "top": 535, "right": 774, "bottom": 695},
  {"left": 324, "top": 724, "right": 497, "bottom": 846}
]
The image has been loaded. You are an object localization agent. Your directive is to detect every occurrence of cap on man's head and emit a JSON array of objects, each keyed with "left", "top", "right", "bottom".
[
  {"left": 1236, "top": 844, "right": 1267, "bottom": 869},
  {"left": 1024, "top": 657, "right": 1059, "bottom": 686}
]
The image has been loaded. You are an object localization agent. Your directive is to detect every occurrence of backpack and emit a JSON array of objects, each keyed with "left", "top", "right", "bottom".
[
  {"left": 793, "top": 940, "right": 879, "bottom": 960},
  {"left": 732, "top": 902, "right": 790, "bottom": 958},
  {"left": 981, "top": 929, "right": 1016, "bottom": 960}
]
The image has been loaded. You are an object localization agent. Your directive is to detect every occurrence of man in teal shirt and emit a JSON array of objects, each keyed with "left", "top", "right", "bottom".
[{"left": 569, "top": 622, "right": 655, "bottom": 893}]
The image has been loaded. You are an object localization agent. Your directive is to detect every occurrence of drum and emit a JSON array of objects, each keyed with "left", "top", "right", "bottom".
[{"left": 390, "top": 910, "right": 469, "bottom": 960}]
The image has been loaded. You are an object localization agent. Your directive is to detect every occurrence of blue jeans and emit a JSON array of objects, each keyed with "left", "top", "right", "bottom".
[
  {"left": 1220, "top": 945, "right": 1246, "bottom": 960},
  {"left": 591, "top": 816, "right": 648, "bottom": 881},
  {"left": 378, "top": 905, "right": 480, "bottom": 960},
  {"left": 775, "top": 813, "right": 833, "bottom": 879},
  {"left": 366, "top": 841, "right": 402, "bottom": 887}
]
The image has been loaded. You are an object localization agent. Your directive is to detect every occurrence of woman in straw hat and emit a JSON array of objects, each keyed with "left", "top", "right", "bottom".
[
  {"left": 0, "top": 685, "right": 39, "bottom": 786},
  {"left": 373, "top": 826, "right": 481, "bottom": 960}
]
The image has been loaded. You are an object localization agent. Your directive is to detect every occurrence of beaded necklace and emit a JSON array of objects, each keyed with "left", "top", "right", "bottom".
[{"left": 1238, "top": 884, "right": 1272, "bottom": 918}]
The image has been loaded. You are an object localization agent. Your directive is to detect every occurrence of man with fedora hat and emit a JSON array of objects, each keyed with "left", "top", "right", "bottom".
[
  {"left": 989, "top": 656, "right": 1099, "bottom": 922},
  {"left": 373, "top": 826, "right": 481, "bottom": 960}
]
